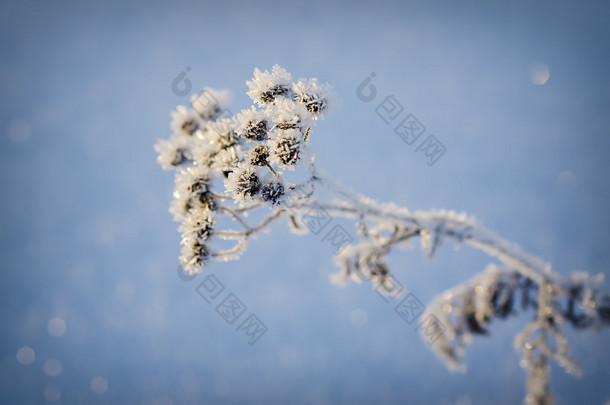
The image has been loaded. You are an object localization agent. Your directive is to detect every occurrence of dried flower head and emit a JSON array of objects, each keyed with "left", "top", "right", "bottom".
[
  {"left": 179, "top": 210, "right": 215, "bottom": 274},
  {"left": 246, "top": 65, "right": 293, "bottom": 106},
  {"left": 180, "top": 239, "right": 210, "bottom": 274},
  {"left": 269, "top": 129, "right": 302, "bottom": 169},
  {"left": 171, "top": 105, "right": 204, "bottom": 136},
  {"left": 293, "top": 78, "right": 335, "bottom": 119},
  {"left": 208, "top": 118, "right": 240, "bottom": 150},
  {"left": 155, "top": 135, "right": 191, "bottom": 170},
  {"left": 224, "top": 164, "right": 262, "bottom": 202},
  {"left": 260, "top": 179, "right": 286, "bottom": 206},
  {"left": 249, "top": 145, "right": 270, "bottom": 167},
  {"left": 211, "top": 145, "right": 243, "bottom": 174},
  {"left": 169, "top": 166, "right": 215, "bottom": 220},
  {"left": 268, "top": 97, "right": 312, "bottom": 134},
  {"left": 236, "top": 107, "right": 269, "bottom": 141},
  {"left": 191, "top": 87, "right": 231, "bottom": 120}
]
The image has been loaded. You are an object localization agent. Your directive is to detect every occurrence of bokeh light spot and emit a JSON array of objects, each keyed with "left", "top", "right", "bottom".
[
  {"left": 44, "top": 359, "right": 63, "bottom": 377},
  {"left": 16, "top": 346, "right": 35, "bottom": 365},
  {"left": 91, "top": 376, "right": 109, "bottom": 394},
  {"left": 47, "top": 317, "right": 66, "bottom": 337},
  {"left": 43, "top": 384, "right": 61, "bottom": 401},
  {"left": 349, "top": 308, "right": 368, "bottom": 328}
]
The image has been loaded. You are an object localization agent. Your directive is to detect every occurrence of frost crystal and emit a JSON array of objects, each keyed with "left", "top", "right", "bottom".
[
  {"left": 249, "top": 145, "right": 270, "bottom": 167},
  {"left": 155, "top": 135, "right": 190, "bottom": 170},
  {"left": 269, "top": 129, "right": 302, "bottom": 169},
  {"left": 236, "top": 107, "right": 269, "bottom": 141},
  {"left": 246, "top": 64, "right": 293, "bottom": 106},
  {"left": 224, "top": 164, "right": 262, "bottom": 202},
  {"left": 191, "top": 87, "right": 231, "bottom": 120},
  {"left": 260, "top": 178, "right": 285, "bottom": 206},
  {"left": 170, "top": 105, "right": 204, "bottom": 137},
  {"left": 293, "top": 77, "right": 335, "bottom": 118}
]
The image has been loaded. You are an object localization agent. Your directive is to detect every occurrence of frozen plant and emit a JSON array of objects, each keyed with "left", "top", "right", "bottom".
[{"left": 156, "top": 65, "right": 610, "bottom": 405}]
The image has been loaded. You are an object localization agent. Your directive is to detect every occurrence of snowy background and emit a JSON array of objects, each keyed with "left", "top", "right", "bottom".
[{"left": 1, "top": 0, "right": 609, "bottom": 404}]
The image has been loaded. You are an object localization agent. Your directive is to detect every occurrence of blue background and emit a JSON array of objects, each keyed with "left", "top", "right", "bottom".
[{"left": 1, "top": 0, "right": 609, "bottom": 403}]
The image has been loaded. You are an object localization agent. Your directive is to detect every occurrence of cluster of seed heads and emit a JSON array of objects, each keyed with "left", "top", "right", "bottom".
[{"left": 156, "top": 65, "right": 334, "bottom": 273}]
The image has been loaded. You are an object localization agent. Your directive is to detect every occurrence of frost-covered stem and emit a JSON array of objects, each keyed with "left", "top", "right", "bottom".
[
  {"left": 160, "top": 66, "right": 609, "bottom": 405},
  {"left": 220, "top": 206, "right": 250, "bottom": 229},
  {"left": 310, "top": 172, "right": 553, "bottom": 285},
  {"left": 247, "top": 208, "right": 285, "bottom": 235},
  {"left": 214, "top": 170, "right": 578, "bottom": 298},
  {"left": 212, "top": 202, "right": 286, "bottom": 261},
  {"left": 286, "top": 173, "right": 606, "bottom": 405}
]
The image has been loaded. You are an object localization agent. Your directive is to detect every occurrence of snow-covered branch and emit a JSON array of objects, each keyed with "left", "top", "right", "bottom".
[{"left": 156, "top": 65, "right": 609, "bottom": 405}]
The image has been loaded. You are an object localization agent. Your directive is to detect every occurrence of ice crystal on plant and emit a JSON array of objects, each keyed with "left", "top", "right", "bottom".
[
  {"left": 249, "top": 145, "right": 270, "bottom": 167},
  {"left": 224, "top": 163, "right": 262, "bottom": 202},
  {"left": 269, "top": 129, "right": 302, "bottom": 169},
  {"left": 246, "top": 64, "right": 293, "bottom": 106},
  {"left": 236, "top": 107, "right": 269, "bottom": 141},
  {"left": 293, "top": 77, "right": 335, "bottom": 118},
  {"left": 260, "top": 178, "right": 286, "bottom": 206}
]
